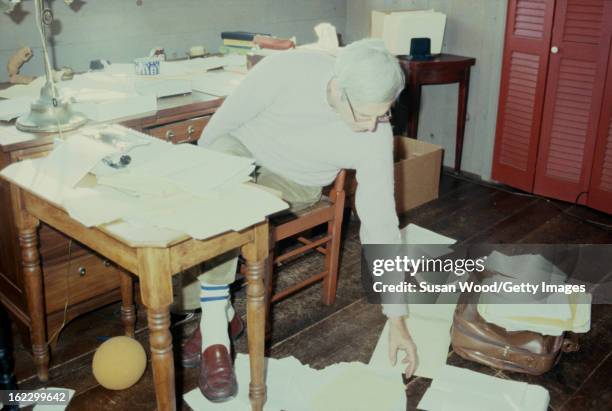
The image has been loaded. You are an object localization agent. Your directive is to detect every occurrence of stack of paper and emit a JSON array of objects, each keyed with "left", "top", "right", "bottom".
[
  {"left": 418, "top": 365, "right": 549, "bottom": 411},
  {"left": 478, "top": 252, "right": 592, "bottom": 335},
  {"left": 371, "top": 9, "right": 447, "bottom": 55}
]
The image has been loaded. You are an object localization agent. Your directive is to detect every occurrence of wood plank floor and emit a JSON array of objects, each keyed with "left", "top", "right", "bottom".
[{"left": 9, "top": 171, "right": 612, "bottom": 410}]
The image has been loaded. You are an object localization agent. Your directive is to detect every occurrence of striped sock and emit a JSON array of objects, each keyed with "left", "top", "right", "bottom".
[{"left": 200, "top": 283, "right": 230, "bottom": 351}]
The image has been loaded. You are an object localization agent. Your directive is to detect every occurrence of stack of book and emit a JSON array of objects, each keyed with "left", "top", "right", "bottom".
[{"left": 220, "top": 31, "right": 269, "bottom": 55}]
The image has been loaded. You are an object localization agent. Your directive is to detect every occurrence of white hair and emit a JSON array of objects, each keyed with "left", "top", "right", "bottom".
[{"left": 334, "top": 39, "right": 405, "bottom": 105}]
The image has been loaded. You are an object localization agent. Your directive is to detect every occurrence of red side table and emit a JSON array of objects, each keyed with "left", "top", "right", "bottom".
[{"left": 396, "top": 54, "right": 476, "bottom": 172}]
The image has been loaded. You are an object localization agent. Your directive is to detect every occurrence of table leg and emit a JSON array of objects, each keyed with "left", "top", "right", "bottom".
[
  {"left": 406, "top": 82, "right": 422, "bottom": 138},
  {"left": 18, "top": 217, "right": 49, "bottom": 382},
  {"left": 242, "top": 222, "right": 269, "bottom": 411},
  {"left": 119, "top": 270, "right": 136, "bottom": 338},
  {"left": 137, "top": 248, "right": 176, "bottom": 411},
  {"left": 455, "top": 69, "right": 472, "bottom": 172}
]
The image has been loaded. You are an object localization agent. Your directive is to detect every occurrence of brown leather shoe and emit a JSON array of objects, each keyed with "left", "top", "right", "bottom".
[
  {"left": 181, "top": 315, "right": 244, "bottom": 368},
  {"left": 199, "top": 344, "right": 238, "bottom": 402}
]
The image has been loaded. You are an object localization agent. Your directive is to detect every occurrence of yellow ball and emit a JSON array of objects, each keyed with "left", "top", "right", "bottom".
[{"left": 92, "top": 336, "right": 147, "bottom": 390}]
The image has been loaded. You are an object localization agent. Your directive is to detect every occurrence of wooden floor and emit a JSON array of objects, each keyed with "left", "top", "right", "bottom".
[{"left": 10, "top": 171, "right": 612, "bottom": 410}]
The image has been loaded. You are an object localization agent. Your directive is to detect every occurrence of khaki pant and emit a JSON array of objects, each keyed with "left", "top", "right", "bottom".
[{"left": 172, "top": 134, "right": 322, "bottom": 312}]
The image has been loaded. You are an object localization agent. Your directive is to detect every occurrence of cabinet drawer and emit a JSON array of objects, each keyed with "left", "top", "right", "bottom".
[
  {"left": 43, "top": 252, "right": 120, "bottom": 314},
  {"left": 147, "top": 116, "right": 211, "bottom": 144}
]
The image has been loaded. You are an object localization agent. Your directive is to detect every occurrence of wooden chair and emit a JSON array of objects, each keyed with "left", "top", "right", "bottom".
[{"left": 266, "top": 169, "right": 347, "bottom": 309}]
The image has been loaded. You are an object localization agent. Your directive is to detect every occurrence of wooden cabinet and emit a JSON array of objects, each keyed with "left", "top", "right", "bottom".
[
  {"left": 147, "top": 116, "right": 211, "bottom": 144},
  {"left": 0, "top": 93, "right": 222, "bottom": 355},
  {"left": 492, "top": 0, "right": 612, "bottom": 213}
]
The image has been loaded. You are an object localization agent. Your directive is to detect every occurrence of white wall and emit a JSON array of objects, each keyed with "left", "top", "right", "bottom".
[
  {"left": 0, "top": 0, "right": 346, "bottom": 81},
  {"left": 346, "top": 0, "right": 508, "bottom": 179}
]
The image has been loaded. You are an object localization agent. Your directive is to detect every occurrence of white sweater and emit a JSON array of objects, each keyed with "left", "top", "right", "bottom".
[{"left": 200, "top": 51, "right": 407, "bottom": 316}]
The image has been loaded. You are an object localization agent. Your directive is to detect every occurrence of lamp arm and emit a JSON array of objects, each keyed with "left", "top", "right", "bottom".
[{"left": 35, "top": 0, "right": 60, "bottom": 102}]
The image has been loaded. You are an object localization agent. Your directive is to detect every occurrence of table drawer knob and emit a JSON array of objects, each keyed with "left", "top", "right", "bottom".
[
  {"left": 165, "top": 130, "right": 175, "bottom": 141},
  {"left": 187, "top": 125, "right": 196, "bottom": 136},
  {"left": 78, "top": 266, "right": 87, "bottom": 277},
  {"left": 551, "top": 46, "right": 559, "bottom": 54},
  {"left": 103, "top": 259, "right": 112, "bottom": 268}
]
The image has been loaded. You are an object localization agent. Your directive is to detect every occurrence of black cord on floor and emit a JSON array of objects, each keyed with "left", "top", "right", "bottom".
[{"left": 445, "top": 171, "right": 612, "bottom": 232}]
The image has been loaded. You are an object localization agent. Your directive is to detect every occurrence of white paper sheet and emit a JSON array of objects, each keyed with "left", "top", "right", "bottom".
[
  {"left": 0, "top": 125, "right": 39, "bottom": 146},
  {"left": 0, "top": 77, "right": 45, "bottom": 99},
  {"left": 309, "top": 362, "right": 405, "bottom": 411},
  {"left": 417, "top": 365, "right": 549, "bottom": 411},
  {"left": 0, "top": 135, "right": 117, "bottom": 204},
  {"left": 184, "top": 355, "right": 404, "bottom": 411},
  {"left": 369, "top": 315, "right": 452, "bottom": 379},
  {"left": 191, "top": 71, "right": 245, "bottom": 96},
  {"left": 0, "top": 96, "right": 32, "bottom": 121}
]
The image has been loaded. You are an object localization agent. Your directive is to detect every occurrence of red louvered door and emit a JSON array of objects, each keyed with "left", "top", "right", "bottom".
[
  {"left": 492, "top": 0, "right": 556, "bottom": 192},
  {"left": 533, "top": 0, "right": 612, "bottom": 203},
  {"left": 588, "top": 48, "right": 612, "bottom": 214}
]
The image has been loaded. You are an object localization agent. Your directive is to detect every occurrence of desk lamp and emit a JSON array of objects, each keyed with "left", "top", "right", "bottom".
[{"left": 3, "top": 0, "right": 87, "bottom": 133}]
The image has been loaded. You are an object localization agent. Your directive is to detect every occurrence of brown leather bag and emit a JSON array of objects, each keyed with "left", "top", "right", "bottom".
[{"left": 451, "top": 290, "right": 580, "bottom": 375}]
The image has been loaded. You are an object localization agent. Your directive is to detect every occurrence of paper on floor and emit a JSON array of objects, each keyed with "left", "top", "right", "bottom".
[
  {"left": 184, "top": 354, "right": 312, "bottom": 411},
  {"left": 369, "top": 316, "right": 452, "bottom": 379},
  {"left": 184, "top": 355, "right": 405, "bottom": 411},
  {"left": 417, "top": 365, "right": 549, "bottom": 411},
  {"left": 309, "top": 362, "right": 405, "bottom": 411}
]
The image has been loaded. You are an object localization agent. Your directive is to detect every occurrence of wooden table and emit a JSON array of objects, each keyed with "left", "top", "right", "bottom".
[
  {"left": 4, "top": 178, "right": 269, "bottom": 411},
  {"left": 396, "top": 54, "right": 476, "bottom": 172}
]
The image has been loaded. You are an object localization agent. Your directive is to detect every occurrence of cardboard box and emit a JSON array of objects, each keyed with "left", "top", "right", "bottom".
[
  {"left": 371, "top": 10, "right": 447, "bottom": 56},
  {"left": 393, "top": 137, "right": 443, "bottom": 213},
  {"left": 348, "top": 137, "right": 443, "bottom": 215}
]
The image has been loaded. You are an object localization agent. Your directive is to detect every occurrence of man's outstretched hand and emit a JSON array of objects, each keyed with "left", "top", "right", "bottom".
[{"left": 388, "top": 316, "right": 418, "bottom": 378}]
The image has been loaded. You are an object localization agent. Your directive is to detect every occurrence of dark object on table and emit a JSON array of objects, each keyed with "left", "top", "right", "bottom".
[
  {"left": 395, "top": 54, "right": 476, "bottom": 172},
  {"left": 89, "top": 59, "right": 110, "bottom": 71},
  {"left": 408, "top": 38, "right": 433, "bottom": 61}
]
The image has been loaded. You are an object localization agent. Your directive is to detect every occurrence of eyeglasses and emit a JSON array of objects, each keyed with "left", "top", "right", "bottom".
[{"left": 344, "top": 92, "right": 392, "bottom": 124}]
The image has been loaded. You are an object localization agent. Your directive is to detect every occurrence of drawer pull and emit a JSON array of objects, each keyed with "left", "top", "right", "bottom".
[
  {"left": 78, "top": 266, "right": 87, "bottom": 277},
  {"left": 165, "top": 130, "right": 175, "bottom": 141},
  {"left": 175, "top": 125, "right": 197, "bottom": 144},
  {"left": 103, "top": 259, "right": 112, "bottom": 268}
]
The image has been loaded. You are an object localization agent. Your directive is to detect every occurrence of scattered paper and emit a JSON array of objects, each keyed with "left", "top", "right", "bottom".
[
  {"left": 418, "top": 365, "right": 549, "bottom": 411},
  {"left": 310, "top": 362, "right": 405, "bottom": 411},
  {"left": 369, "top": 316, "right": 452, "bottom": 379},
  {"left": 0, "top": 125, "right": 39, "bottom": 146},
  {"left": 0, "top": 77, "right": 45, "bottom": 99},
  {"left": 184, "top": 355, "right": 405, "bottom": 411},
  {"left": 0, "top": 134, "right": 117, "bottom": 204},
  {"left": 0, "top": 96, "right": 31, "bottom": 121}
]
